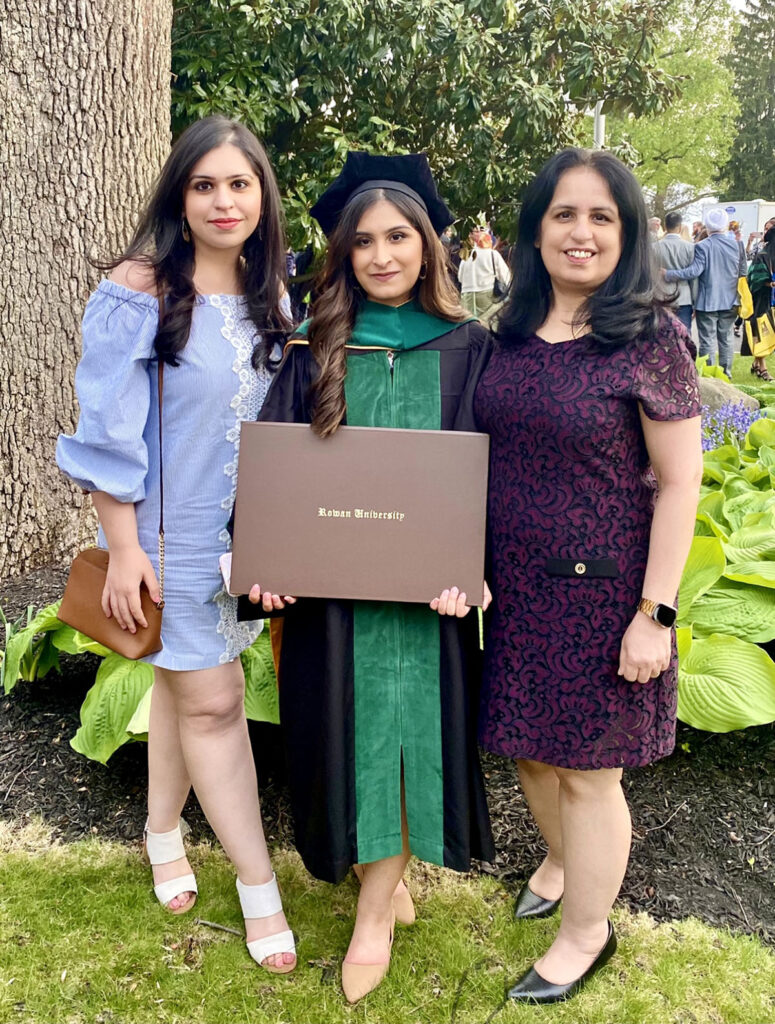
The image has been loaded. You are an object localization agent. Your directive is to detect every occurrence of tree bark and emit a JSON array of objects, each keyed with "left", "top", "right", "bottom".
[{"left": 0, "top": 0, "right": 172, "bottom": 579}]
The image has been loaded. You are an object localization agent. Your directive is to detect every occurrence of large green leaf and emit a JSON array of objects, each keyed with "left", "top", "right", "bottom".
[
  {"left": 745, "top": 417, "right": 775, "bottom": 455},
  {"left": 677, "top": 536, "right": 726, "bottom": 623},
  {"left": 2, "top": 602, "right": 65, "bottom": 694},
  {"left": 758, "top": 444, "right": 775, "bottom": 470},
  {"left": 678, "top": 632, "right": 775, "bottom": 732},
  {"left": 702, "top": 461, "right": 734, "bottom": 486},
  {"left": 686, "top": 577, "right": 775, "bottom": 643},
  {"left": 740, "top": 462, "right": 773, "bottom": 489},
  {"left": 50, "top": 625, "right": 111, "bottom": 658},
  {"left": 241, "top": 628, "right": 280, "bottom": 725},
  {"left": 695, "top": 491, "right": 730, "bottom": 540},
  {"left": 126, "top": 684, "right": 153, "bottom": 737},
  {"left": 706, "top": 444, "right": 741, "bottom": 469},
  {"left": 724, "top": 560, "right": 775, "bottom": 589},
  {"left": 675, "top": 625, "right": 692, "bottom": 662},
  {"left": 70, "top": 655, "right": 154, "bottom": 764},
  {"left": 723, "top": 523, "right": 775, "bottom": 563},
  {"left": 723, "top": 489, "right": 775, "bottom": 533}
]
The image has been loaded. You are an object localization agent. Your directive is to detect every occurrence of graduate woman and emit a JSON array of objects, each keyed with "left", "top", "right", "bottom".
[
  {"left": 241, "top": 152, "right": 496, "bottom": 1002},
  {"left": 57, "top": 116, "right": 296, "bottom": 973}
]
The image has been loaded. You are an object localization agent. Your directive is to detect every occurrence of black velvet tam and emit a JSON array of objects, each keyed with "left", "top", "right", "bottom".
[{"left": 310, "top": 152, "right": 454, "bottom": 237}]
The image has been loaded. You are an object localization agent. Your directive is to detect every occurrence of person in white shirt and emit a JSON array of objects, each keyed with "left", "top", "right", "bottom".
[{"left": 457, "top": 226, "right": 511, "bottom": 323}]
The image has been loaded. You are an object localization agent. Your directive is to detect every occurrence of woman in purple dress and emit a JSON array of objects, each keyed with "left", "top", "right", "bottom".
[{"left": 475, "top": 149, "right": 702, "bottom": 1003}]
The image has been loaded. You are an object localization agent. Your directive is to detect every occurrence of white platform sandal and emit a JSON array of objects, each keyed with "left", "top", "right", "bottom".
[
  {"left": 236, "top": 873, "right": 296, "bottom": 974},
  {"left": 143, "top": 819, "right": 198, "bottom": 915}
]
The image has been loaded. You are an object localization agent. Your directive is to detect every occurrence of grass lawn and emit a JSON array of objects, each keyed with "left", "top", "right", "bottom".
[{"left": 1, "top": 822, "right": 773, "bottom": 1024}]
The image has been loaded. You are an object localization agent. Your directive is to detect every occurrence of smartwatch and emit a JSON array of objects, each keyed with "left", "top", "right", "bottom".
[{"left": 637, "top": 598, "right": 677, "bottom": 628}]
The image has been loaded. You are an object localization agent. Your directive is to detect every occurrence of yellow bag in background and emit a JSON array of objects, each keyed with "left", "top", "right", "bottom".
[
  {"left": 753, "top": 310, "right": 775, "bottom": 358},
  {"left": 737, "top": 276, "right": 754, "bottom": 320}
]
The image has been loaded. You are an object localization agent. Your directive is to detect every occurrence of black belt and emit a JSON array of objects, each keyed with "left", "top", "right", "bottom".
[{"left": 545, "top": 558, "right": 620, "bottom": 578}]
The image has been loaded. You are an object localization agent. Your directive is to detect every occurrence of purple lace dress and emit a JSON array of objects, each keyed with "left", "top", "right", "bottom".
[{"left": 475, "top": 316, "right": 701, "bottom": 769}]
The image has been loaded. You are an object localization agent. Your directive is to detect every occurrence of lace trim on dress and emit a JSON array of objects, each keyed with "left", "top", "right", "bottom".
[
  {"left": 213, "top": 588, "right": 263, "bottom": 664},
  {"left": 210, "top": 294, "right": 271, "bottom": 663}
]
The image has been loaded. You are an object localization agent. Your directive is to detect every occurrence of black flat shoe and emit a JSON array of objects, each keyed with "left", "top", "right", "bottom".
[
  {"left": 506, "top": 920, "right": 617, "bottom": 1004},
  {"left": 513, "top": 880, "right": 562, "bottom": 920}
]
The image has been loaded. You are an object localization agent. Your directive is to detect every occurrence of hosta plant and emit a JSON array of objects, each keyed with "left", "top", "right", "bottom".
[
  {"left": 1, "top": 608, "right": 278, "bottom": 763},
  {"left": 677, "top": 416, "right": 775, "bottom": 731}
]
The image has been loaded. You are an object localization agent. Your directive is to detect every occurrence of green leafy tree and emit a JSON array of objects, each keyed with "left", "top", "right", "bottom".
[
  {"left": 604, "top": 0, "right": 738, "bottom": 218},
  {"left": 171, "top": 0, "right": 678, "bottom": 242},
  {"left": 719, "top": 0, "right": 775, "bottom": 201}
]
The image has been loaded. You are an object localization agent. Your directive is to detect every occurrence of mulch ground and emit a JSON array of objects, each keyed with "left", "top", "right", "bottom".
[{"left": 2, "top": 568, "right": 774, "bottom": 944}]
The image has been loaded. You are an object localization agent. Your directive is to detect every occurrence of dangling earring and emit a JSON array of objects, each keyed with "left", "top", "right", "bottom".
[
  {"left": 418, "top": 261, "right": 428, "bottom": 281},
  {"left": 181, "top": 217, "right": 191, "bottom": 243}
]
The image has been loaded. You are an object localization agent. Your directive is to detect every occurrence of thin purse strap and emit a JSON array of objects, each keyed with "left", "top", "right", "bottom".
[
  {"left": 156, "top": 359, "right": 165, "bottom": 608},
  {"left": 156, "top": 294, "right": 166, "bottom": 610}
]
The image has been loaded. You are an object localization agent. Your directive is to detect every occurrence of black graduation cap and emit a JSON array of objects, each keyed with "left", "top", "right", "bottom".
[{"left": 310, "top": 152, "right": 454, "bottom": 237}]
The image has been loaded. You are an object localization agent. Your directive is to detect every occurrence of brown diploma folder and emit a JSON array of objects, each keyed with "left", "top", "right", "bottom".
[{"left": 231, "top": 422, "right": 489, "bottom": 605}]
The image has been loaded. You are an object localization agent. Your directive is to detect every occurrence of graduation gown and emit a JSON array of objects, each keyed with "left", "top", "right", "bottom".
[{"left": 240, "top": 300, "right": 496, "bottom": 883}]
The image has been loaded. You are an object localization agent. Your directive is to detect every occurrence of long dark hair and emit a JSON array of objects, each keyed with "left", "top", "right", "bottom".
[
  {"left": 307, "top": 188, "right": 467, "bottom": 437},
  {"left": 99, "top": 116, "right": 291, "bottom": 367},
  {"left": 496, "top": 148, "right": 664, "bottom": 349}
]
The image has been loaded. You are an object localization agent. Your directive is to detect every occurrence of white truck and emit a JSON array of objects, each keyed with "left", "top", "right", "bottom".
[{"left": 702, "top": 199, "right": 775, "bottom": 249}]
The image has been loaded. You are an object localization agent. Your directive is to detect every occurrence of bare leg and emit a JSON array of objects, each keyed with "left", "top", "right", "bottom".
[
  {"left": 534, "top": 766, "right": 631, "bottom": 984},
  {"left": 353, "top": 863, "right": 412, "bottom": 908},
  {"left": 146, "top": 671, "right": 194, "bottom": 910},
  {"left": 157, "top": 660, "right": 294, "bottom": 969},
  {"left": 346, "top": 796, "right": 410, "bottom": 964},
  {"left": 516, "top": 758, "right": 564, "bottom": 900}
]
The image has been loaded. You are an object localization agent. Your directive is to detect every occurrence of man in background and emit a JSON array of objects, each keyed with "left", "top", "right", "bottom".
[
  {"left": 648, "top": 216, "right": 662, "bottom": 242},
  {"left": 664, "top": 207, "right": 747, "bottom": 376},
  {"left": 655, "top": 212, "right": 696, "bottom": 334}
]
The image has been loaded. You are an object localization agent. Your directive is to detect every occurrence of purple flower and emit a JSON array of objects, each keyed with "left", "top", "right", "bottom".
[{"left": 701, "top": 401, "right": 762, "bottom": 452}]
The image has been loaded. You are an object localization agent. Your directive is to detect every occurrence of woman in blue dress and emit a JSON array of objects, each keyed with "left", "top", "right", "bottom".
[{"left": 57, "top": 116, "right": 297, "bottom": 973}]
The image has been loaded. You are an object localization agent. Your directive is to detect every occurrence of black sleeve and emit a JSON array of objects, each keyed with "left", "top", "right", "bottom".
[
  {"left": 259, "top": 343, "right": 316, "bottom": 424},
  {"left": 452, "top": 321, "right": 493, "bottom": 433}
]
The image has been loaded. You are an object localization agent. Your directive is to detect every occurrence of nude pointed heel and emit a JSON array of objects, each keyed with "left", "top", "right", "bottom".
[
  {"left": 143, "top": 818, "right": 198, "bottom": 915},
  {"left": 236, "top": 873, "right": 296, "bottom": 975},
  {"left": 341, "top": 909, "right": 395, "bottom": 1004},
  {"left": 392, "top": 883, "right": 416, "bottom": 926}
]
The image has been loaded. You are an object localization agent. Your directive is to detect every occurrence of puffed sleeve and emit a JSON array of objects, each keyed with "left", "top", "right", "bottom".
[
  {"left": 56, "top": 279, "right": 159, "bottom": 501},
  {"left": 632, "top": 314, "right": 702, "bottom": 421}
]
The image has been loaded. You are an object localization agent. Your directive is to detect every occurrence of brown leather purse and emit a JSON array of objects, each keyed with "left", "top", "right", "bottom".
[{"left": 58, "top": 362, "right": 166, "bottom": 659}]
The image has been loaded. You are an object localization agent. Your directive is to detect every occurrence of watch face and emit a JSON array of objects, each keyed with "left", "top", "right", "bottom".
[{"left": 654, "top": 603, "right": 677, "bottom": 628}]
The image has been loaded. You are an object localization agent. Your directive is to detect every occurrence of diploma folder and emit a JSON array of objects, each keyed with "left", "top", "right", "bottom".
[{"left": 231, "top": 421, "right": 489, "bottom": 605}]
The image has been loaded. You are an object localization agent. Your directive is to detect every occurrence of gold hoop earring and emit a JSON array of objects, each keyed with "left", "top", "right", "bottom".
[
  {"left": 181, "top": 217, "right": 191, "bottom": 243},
  {"left": 418, "top": 261, "right": 428, "bottom": 280}
]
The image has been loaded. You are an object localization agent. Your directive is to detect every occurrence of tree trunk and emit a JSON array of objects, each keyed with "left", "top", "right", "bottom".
[
  {"left": 652, "top": 193, "right": 667, "bottom": 222},
  {"left": 0, "top": 0, "right": 172, "bottom": 580}
]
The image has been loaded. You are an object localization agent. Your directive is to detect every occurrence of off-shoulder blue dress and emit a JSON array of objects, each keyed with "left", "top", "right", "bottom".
[{"left": 57, "top": 279, "right": 269, "bottom": 670}]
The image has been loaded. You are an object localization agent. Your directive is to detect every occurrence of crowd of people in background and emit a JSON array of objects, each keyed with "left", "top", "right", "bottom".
[{"left": 645, "top": 208, "right": 774, "bottom": 380}]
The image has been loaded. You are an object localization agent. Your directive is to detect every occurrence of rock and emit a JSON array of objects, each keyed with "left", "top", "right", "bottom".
[{"left": 699, "top": 376, "right": 760, "bottom": 414}]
